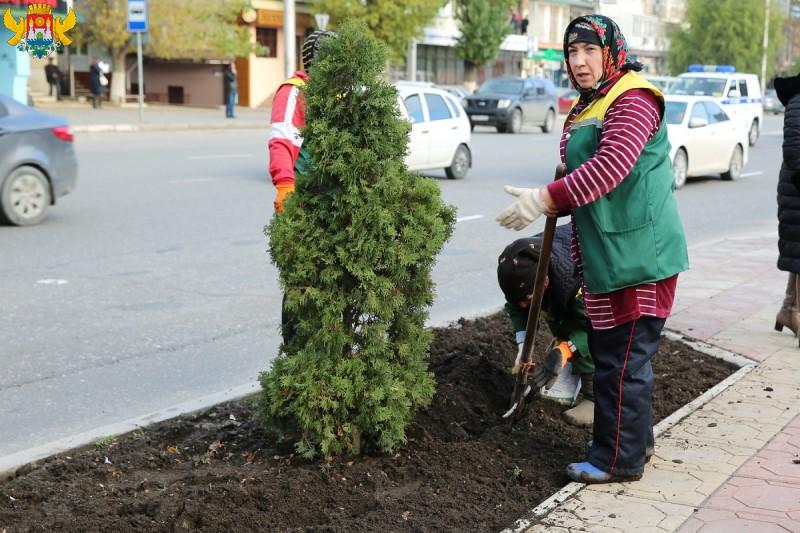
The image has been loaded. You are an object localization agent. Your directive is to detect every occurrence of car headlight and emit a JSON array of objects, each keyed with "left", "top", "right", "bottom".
[{"left": 497, "top": 99, "right": 511, "bottom": 109}]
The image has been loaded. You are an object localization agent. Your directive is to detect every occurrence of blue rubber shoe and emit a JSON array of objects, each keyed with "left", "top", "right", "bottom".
[{"left": 566, "top": 461, "right": 642, "bottom": 484}]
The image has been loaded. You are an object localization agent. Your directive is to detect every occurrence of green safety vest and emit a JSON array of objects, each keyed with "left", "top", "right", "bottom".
[{"left": 566, "top": 71, "right": 689, "bottom": 293}]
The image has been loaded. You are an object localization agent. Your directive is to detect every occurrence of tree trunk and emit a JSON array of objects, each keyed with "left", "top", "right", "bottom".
[
  {"left": 110, "top": 49, "right": 128, "bottom": 105},
  {"left": 463, "top": 61, "right": 478, "bottom": 94}
]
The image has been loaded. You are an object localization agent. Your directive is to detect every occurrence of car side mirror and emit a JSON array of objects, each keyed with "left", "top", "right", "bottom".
[
  {"left": 727, "top": 89, "right": 741, "bottom": 98},
  {"left": 688, "top": 117, "right": 708, "bottom": 128}
]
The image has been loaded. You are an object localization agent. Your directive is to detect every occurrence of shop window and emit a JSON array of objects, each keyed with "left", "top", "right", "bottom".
[{"left": 256, "top": 27, "right": 278, "bottom": 58}]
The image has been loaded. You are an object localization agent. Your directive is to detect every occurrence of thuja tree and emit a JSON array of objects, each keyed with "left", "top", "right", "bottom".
[{"left": 259, "top": 22, "right": 455, "bottom": 458}]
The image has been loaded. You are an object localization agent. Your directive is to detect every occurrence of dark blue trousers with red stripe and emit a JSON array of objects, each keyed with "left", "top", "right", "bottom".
[{"left": 587, "top": 317, "right": 665, "bottom": 477}]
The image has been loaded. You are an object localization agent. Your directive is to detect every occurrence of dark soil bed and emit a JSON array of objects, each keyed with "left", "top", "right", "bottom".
[{"left": 1, "top": 313, "right": 736, "bottom": 533}]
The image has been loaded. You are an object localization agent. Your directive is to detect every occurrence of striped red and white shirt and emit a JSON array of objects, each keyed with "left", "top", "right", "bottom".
[
  {"left": 268, "top": 71, "right": 309, "bottom": 187},
  {"left": 546, "top": 79, "right": 678, "bottom": 330}
]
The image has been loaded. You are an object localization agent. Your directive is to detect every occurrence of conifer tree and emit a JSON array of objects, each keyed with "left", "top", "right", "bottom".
[{"left": 259, "top": 22, "right": 455, "bottom": 458}]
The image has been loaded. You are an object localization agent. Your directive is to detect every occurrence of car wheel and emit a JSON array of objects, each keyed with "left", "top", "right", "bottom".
[
  {"left": 541, "top": 109, "right": 556, "bottom": 133},
  {"left": 508, "top": 108, "right": 522, "bottom": 134},
  {"left": 672, "top": 148, "right": 688, "bottom": 189},
  {"left": 496, "top": 123, "right": 507, "bottom": 133},
  {"left": 721, "top": 145, "right": 743, "bottom": 181},
  {"left": 445, "top": 144, "right": 470, "bottom": 180},
  {"left": 0, "top": 166, "right": 51, "bottom": 226},
  {"left": 748, "top": 119, "right": 759, "bottom": 146}
]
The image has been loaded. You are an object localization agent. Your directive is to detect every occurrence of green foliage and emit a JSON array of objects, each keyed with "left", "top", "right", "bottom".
[
  {"left": 311, "top": 0, "right": 443, "bottom": 62},
  {"left": 453, "top": 0, "right": 513, "bottom": 68},
  {"left": 74, "top": 0, "right": 255, "bottom": 61},
  {"left": 668, "top": 0, "right": 785, "bottom": 80},
  {"left": 259, "top": 22, "right": 455, "bottom": 458}
]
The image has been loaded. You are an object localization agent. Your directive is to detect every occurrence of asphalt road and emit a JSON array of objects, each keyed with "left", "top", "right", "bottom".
[{"left": 0, "top": 113, "right": 784, "bottom": 458}]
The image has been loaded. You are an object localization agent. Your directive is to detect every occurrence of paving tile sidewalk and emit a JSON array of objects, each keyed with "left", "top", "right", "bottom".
[
  {"left": 34, "top": 101, "right": 270, "bottom": 132},
  {"left": 521, "top": 231, "right": 800, "bottom": 532}
]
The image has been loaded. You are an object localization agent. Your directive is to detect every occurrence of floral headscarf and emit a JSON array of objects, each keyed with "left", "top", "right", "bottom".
[{"left": 563, "top": 14, "right": 643, "bottom": 100}]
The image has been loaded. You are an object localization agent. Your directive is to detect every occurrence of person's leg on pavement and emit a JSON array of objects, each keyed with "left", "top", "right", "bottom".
[
  {"left": 775, "top": 272, "right": 799, "bottom": 335},
  {"left": 569, "top": 317, "right": 665, "bottom": 483},
  {"left": 563, "top": 331, "right": 595, "bottom": 426},
  {"left": 48, "top": 81, "right": 54, "bottom": 97}
]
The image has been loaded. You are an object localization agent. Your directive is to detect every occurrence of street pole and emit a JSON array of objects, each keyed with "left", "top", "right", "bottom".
[
  {"left": 406, "top": 39, "right": 417, "bottom": 81},
  {"left": 283, "top": 0, "right": 296, "bottom": 79},
  {"left": 761, "top": 0, "right": 770, "bottom": 95},
  {"left": 136, "top": 31, "right": 144, "bottom": 122}
]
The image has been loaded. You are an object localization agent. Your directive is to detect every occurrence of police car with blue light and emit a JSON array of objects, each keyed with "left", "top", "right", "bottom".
[{"left": 670, "top": 65, "right": 763, "bottom": 147}]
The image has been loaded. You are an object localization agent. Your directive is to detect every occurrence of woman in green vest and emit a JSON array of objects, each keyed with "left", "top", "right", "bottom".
[{"left": 496, "top": 15, "right": 688, "bottom": 483}]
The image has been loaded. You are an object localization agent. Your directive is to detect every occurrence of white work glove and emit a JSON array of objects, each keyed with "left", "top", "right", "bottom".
[
  {"left": 496, "top": 186, "right": 548, "bottom": 230},
  {"left": 511, "top": 342, "right": 524, "bottom": 374}
]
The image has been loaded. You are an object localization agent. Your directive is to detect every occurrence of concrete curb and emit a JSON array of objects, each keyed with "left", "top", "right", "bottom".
[
  {"left": 73, "top": 122, "right": 266, "bottom": 133},
  {"left": 499, "top": 333, "right": 757, "bottom": 533},
  {"left": 0, "top": 382, "right": 259, "bottom": 481}
]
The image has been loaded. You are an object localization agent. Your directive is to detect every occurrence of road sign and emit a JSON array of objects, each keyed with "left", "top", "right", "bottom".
[{"left": 127, "top": 0, "right": 148, "bottom": 33}]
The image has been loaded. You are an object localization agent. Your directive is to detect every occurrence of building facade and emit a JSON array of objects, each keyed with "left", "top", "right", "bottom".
[
  {"left": 406, "top": 1, "right": 529, "bottom": 87},
  {"left": 236, "top": 0, "right": 315, "bottom": 108},
  {"left": 596, "top": 0, "right": 685, "bottom": 75}
]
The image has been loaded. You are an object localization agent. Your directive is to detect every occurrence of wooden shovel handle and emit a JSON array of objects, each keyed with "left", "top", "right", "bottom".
[{"left": 508, "top": 164, "right": 567, "bottom": 413}]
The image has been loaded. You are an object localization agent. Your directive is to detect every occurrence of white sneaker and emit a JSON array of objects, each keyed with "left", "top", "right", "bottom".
[{"left": 539, "top": 361, "right": 581, "bottom": 406}]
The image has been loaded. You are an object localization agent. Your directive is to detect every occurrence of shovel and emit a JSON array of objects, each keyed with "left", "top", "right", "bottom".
[{"left": 503, "top": 163, "right": 567, "bottom": 420}]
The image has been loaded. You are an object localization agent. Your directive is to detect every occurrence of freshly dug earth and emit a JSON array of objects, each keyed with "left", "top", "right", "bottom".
[{"left": 1, "top": 313, "right": 736, "bottom": 533}]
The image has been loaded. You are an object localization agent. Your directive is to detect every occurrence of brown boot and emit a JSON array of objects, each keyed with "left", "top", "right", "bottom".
[{"left": 775, "top": 273, "right": 800, "bottom": 336}]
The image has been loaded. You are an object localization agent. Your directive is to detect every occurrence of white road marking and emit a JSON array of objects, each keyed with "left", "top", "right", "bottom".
[
  {"left": 456, "top": 215, "right": 484, "bottom": 223},
  {"left": 740, "top": 171, "right": 764, "bottom": 178},
  {"left": 168, "top": 177, "right": 244, "bottom": 184},
  {"left": 186, "top": 154, "right": 254, "bottom": 160},
  {"left": 36, "top": 279, "right": 68, "bottom": 285}
]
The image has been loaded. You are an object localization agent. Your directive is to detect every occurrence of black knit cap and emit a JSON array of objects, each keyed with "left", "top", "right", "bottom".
[{"left": 497, "top": 238, "right": 540, "bottom": 304}]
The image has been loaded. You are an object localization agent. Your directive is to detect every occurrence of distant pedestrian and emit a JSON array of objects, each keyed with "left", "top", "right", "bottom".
[
  {"left": 520, "top": 12, "right": 529, "bottom": 35},
  {"left": 89, "top": 58, "right": 106, "bottom": 109},
  {"left": 45, "top": 58, "right": 62, "bottom": 101},
  {"left": 774, "top": 72, "right": 800, "bottom": 343},
  {"left": 224, "top": 63, "right": 238, "bottom": 119}
]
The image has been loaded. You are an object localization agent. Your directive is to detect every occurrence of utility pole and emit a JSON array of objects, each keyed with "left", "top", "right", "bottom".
[
  {"left": 284, "top": 0, "right": 296, "bottom": 79},
  {"left": 760, "top": 0, "right": 770, "bottom": 94}
]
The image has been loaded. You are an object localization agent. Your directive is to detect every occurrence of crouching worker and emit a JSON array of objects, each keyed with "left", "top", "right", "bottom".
[{"left": 497, "top": 223, "right": 594, "bottom": 427}]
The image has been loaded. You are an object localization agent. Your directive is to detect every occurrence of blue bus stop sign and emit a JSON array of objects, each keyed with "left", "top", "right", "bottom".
[{"left": 127, "top": 0, "right": 148, "bottom": 32}]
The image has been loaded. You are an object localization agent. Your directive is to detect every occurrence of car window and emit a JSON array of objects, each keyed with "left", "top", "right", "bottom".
[
  {"left": 478, "top": 79, "right": 524, "bottom": 95},
  {"left": 424, "top": 93, "right": 452, "bottom": 121},
  {"left": 404, "top": 94, "right": 425, "bottom": 123},
  {"left": 664, "top": 101, "right": 687, "bottom": 124},
  {"left": 690, "top": 102, "right": 709, "bottom": 123},
  {"left": 671, "top": 77, "right": 727, "bottom": 97},
  {"left": 738, "top": 80, "right": 748, "bottom": 97},
  {"left": 703, "top": 101, "right": 729, "bottom": 123},
  {"left": 443, "top": 94, "right": 462, "bottom": 118}
]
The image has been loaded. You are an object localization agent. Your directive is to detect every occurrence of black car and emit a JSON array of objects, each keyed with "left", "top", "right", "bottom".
[{"left": 463, "top": 77, "right": 558, "bottom": 134}]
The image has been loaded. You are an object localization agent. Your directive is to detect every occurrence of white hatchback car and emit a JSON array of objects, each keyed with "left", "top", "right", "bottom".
[
  {"left": 396, "top": 85, "right": 472, "bottom": 179},
  {"left": 664, "top": 95, "right": 749, "bottom": 189}
]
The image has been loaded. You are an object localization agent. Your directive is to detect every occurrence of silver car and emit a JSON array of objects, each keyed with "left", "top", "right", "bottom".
[{"left": 0, "top": 96, "right": 78, "bottom": 225}]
